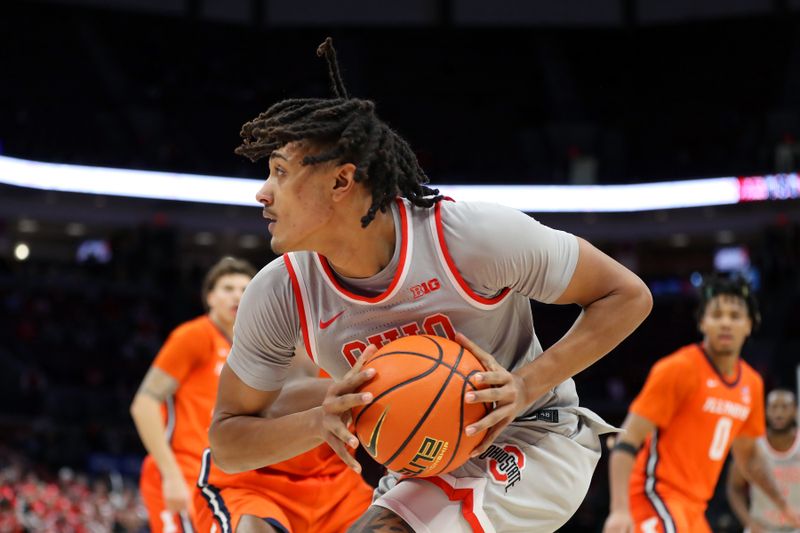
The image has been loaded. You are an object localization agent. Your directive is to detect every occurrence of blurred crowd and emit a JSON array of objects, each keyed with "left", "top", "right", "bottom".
[{"left": 0, "top": 448, "right": 146, "bottom": 532}]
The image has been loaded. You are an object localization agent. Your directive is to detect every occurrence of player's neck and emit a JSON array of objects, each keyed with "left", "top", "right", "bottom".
[
  {"left": 701, "top": 340, "right": 740, "bottom": 377},
  {"left": 208, "top": 313, "right": 233, "bottom": 342},
  {"left": 767, "top": 426, "right": 797, "bottom": 452},
  {"left": 323, "top": 207, "right": 396, "bottom": 279}
]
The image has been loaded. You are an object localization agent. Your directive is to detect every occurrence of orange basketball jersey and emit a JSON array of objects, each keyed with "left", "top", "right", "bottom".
[
  {"left": 629, "top": 343, "right": 765, "bottom": 506},
  {"left": 151, "top": 315, "right": 231, "bottom": 477}
]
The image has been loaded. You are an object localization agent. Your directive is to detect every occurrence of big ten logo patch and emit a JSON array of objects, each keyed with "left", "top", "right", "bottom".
[
  {"left": 741, "top": 385, "right": 751, "bottom": 405},
  {"left": 397, "top": 437, "right": 448, "bottom": 476},
  {"left": 410, "top": 278, "right": 441, "bottom": 299},
  {"left": 341, "top": 313, "right": 456, "bottom": 366},
  {"left": 480, "top": 444, "right": 526, "bottom": 492}
]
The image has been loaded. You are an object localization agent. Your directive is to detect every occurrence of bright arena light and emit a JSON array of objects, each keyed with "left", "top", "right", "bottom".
[
  {"left": 0, "top": 155, "right": 797, "bottom": 213},
  {"left": 14, "top": 242, "right": 30, "bottom": 261}
]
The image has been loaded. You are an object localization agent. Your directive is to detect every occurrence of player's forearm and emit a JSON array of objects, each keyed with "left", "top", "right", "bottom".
[
  {"left": 738, "top": 449, "right": 788, "bottom": 512},
  {"left": 517, "top": 280, "right": 651, "bottom": 402},
  {"left": 265, "top": 378, "right": 331, "bottom": 418},
  {"left": 129, "top": 394, "right": 182, "bottom": 477},
  {"left": 726, "top": 481, "right": 754, "bottom": 529},
  {"left": 209, "top": 407, "right": 325, "bottom": 473},
  {"left": 608, "top": 450, "right": 636, "bottom": 512}
]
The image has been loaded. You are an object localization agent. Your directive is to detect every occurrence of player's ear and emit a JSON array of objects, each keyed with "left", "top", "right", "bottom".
[
  {"left": 331, "top": 162, "right": 357, "bottom": 201},
  {"left": 205, "top": 293, "right": 214, "bottom": 313},
  {"left": 743, "top": 317, "right": 753, "bottom": 337}
]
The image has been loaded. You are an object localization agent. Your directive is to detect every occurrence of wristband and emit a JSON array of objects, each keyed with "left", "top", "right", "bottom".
[{"left": 613, "top": 441, "right": 639, "bottom": 457}]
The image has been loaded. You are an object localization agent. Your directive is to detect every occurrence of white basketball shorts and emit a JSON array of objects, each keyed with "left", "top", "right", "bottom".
[{"left": 372, "top": 406, "right": 617, "bottom": 533}]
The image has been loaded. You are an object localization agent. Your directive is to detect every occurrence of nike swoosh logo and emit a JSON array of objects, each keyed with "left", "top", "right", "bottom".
[
  {"left": 364, "top": 407, "right": 389, "bottom": 458},
  {"left": 319, "top": 310, "right": 345, "bottom": 329}
]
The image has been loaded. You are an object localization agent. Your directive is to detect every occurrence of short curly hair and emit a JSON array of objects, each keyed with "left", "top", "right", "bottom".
[{"left": 695, "top": 273, "right": 761, "bottom": 329}]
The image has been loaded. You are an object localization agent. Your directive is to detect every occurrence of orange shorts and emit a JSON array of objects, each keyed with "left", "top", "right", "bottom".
[
  {"left": 140, "top": 455, "right": 198, "bottom": 533},
  {"left": 630, "top": 489, "right": 711, "bottom": 533},
  {"left": 194, "top": 451, "right": 373, "bottom": 533}
]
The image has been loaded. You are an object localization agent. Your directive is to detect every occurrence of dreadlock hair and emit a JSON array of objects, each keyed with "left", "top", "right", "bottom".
[
  {"left": 235, "top": 37, "right": 442, "bottom": 228},
  {"left": 695, "top": 273, "right": 761, "bottom": 330}
]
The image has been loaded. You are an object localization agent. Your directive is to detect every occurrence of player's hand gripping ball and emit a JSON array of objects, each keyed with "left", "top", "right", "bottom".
[{"left": 351, "top": 335, "right": 493, "bottom": 477}]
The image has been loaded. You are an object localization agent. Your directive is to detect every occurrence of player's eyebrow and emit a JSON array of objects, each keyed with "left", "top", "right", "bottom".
[{"left": 269, "top": 151, "right": 288, "bottom": 162}]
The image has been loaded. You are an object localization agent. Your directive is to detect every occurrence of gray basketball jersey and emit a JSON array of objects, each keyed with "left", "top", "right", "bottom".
[
  {"left": 274, "top": 197, "right": 579, "bottom": 414},
  {"left": 749, "top": 434, "right": 800, "bottom": 532}
]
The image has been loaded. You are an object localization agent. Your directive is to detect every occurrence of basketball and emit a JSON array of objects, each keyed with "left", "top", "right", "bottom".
[{"left": 352, "top": 335, "right": 492, "bottom": 478}]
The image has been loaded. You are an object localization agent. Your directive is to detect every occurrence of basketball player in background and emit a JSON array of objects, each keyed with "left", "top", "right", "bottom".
[
  {"left": 603, "top": 276, "right": 800, "bottom": 533},
  {"left": 131, "top": 257, "right": 255, "bottom": 533},
  {"left": 727, "top": 388, "right": 799, "bottom": 532},
  {"left": 208, "top": 38, "right": 652, "bottom": 532}
]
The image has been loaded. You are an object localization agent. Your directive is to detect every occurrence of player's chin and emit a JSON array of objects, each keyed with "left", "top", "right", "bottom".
[
  {"left": 269, "top": 237, "right": 286, "bottom": 254},
  {"left": 713, "top": 337, "right": 738, "bottom": 351}
]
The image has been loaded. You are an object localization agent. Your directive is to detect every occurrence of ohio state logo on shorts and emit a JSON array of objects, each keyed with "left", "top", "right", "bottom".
[{"left": 479, "top": 444, "right": 526, "bottom": 492}]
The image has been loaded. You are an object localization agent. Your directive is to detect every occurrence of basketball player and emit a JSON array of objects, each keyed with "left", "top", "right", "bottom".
[
  {"left": 726, "top": 388, "right": 800, "bottom": 532},
  {"left": 209, "top": 39, "right": 653, "bottom": 533},
  {"left": 602, "top": 276, "right": 800, "bottom": 533},
  {"left": 131, "top": 257, "right": 255, "bottom": 533},
  {"left": 192, "top": 356, "right": 374, "bottom": 532}
]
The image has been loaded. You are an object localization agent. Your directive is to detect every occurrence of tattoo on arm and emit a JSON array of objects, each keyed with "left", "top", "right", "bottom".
[
  {"left": 348, "top": 506, "right": 415, "bottom": 533},
  {"left": 139, "top": 386, "right": 167, "bottom": 401},
  {"left": 136, "top": 368, "right": 179, "bottom": 402}
]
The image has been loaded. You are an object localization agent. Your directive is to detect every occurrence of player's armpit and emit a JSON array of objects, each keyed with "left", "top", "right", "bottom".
[
  {"left": 285, "top": 349, "right": 320, "bottom": 380},
  {"left": 135, "top": 366, "right": 179, "bottom": 402},
  {"left": 347, "top": 506, "right": 415, "bottom": 533}
]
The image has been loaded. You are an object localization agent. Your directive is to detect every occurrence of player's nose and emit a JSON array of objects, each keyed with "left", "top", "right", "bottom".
[{"left": 255, "top": 180, "right": 274, "bottom": 206}]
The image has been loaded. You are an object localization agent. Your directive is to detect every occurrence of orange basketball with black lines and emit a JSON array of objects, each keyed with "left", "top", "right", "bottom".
[{"left": 351, "top": 335, "right": 492, "bottom": 478}]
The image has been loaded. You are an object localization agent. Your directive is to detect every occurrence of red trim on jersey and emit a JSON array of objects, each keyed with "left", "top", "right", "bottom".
[
  {"left": 434, "top": 201, "right": 511, "bottom": 305},
  {"left": 418, "top": 476, "right": 484, "bottom": 533},
  {"left": 316, "top": 197, "right": 409, "bottom": 304},
  {"left": 283, "top": 255, "right": 314, "bottom": 362}
]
